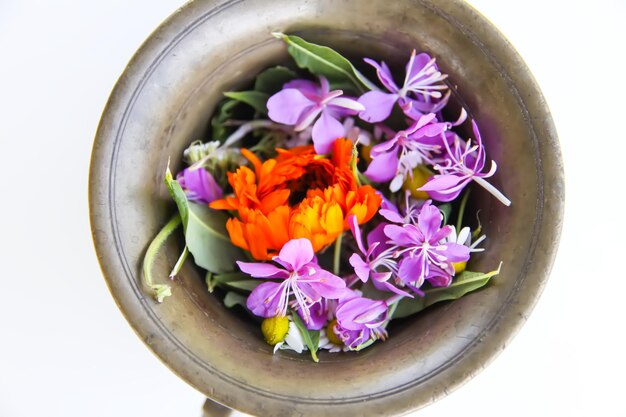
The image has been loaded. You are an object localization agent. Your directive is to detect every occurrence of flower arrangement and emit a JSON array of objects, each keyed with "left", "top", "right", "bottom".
[{"left": 143, "top": 33, "right": 509, "bottom": 361}]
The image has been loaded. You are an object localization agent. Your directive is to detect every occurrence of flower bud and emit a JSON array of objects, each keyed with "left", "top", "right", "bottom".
[
  {"left": 325, "top": 319, "right": 343, "bottom": 346},
  {"left": 453, "top": 261, "right": 467, "bottom": 274},
  {"left": 261, "top": 316, "right": 290, "bottom": 346},
  {"left": 402, "top": 165, "right": 433, "bottom": 200}
]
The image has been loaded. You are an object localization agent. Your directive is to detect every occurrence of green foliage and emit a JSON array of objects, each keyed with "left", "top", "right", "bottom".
[
  {"left": 210, "top": 99, "right": 239, "bottom": 142},
  {"left": 273, "top": 32, "right": 377, "bottom": 93},
  {"left": 223, "top": 91, "right": 269, "bottom": 115},
  {"left": 392, "top": 265, "right": 502, "bottom": 319},
  {"left": 164, "top": 166, "right": 243, "bottom": 274},
  {"left": 210, "top": 271, "right": 260, "bottom": 292},
  {"left": 253, "top": 66, "right": 297, "bottom": 94},
  {"left": 224, "top": 291, "right": 248, "bottom": 309},
  {"left": 291, "top": 312, "right": 320, "bottom": 363}
]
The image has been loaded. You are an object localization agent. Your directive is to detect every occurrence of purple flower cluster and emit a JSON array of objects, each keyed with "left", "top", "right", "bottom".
[
  {"left": 265, "top": 50, "right": 509, "bottom": 206},
  {"left": 230, "top": 47, "right": 508, "bottom": 352}
]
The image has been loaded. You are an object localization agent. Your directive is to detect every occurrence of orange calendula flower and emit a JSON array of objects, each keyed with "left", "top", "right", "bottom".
[{"left": 210, "top": 138, "right": 382, "bottom": 260}]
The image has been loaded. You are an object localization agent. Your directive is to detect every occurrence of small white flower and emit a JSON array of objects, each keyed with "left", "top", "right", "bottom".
[
  {"left": 446, "top": 225, "right": 486, "bottom": 252},
  {"left": 318, "top": 333, "right": 350, "bottom": 353},
  {"left": 273, "top": 319, "right": 305, "bottom": 354}
]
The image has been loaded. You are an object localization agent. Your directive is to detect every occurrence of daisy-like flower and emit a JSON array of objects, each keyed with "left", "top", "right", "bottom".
[
  {"left": 384, "top": 201, "right": 470, "bottom": 294},
  {"left": 364, "top": 113, "right": 448, "bottom": 191},
  {"left": 239, "top": 238, "right": 346, "bottom": 324},
  {"left": 358, "top": 50, "right": 450, "bottom": 123},
  {"left": 273, "top": 316, "right": 306, "bottom": 354},
  {"left": 419, "top": 120, "right": 511, "bottom": 206},
  {"left": 267, "top": 77, "right": 365, "bottom": 154},
  {"left": 446, "top": 225, "right": 486, "bottom": 253}
]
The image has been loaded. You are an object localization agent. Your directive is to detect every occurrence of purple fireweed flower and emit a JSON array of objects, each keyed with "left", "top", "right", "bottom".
[
  {"left": 176, "top": 167, "right": 223, "bottom": 204},
  {"left": 364, "top": 113, "right": 448, "bottom": 191},
  {"left": 347, "top": 215, "right": 411, "bottom": 297},
  {"left": 334, "top": 294, "right": 389, "bottom": 349},
  {"left": 379, "top": 190, "right": 425, "bottom": 225},
  {"left": 267, "top": 77, "right": 365, "bottom": 154},
  {"left": 419, "top": 120, "right": 512, "bottom": 206},
  {"left": 358, "top": 50, "right": 450, "bottom": 123},
  {"left": 239, "top": 238, "right": 346, "bottom": 323},
  {"left": 297, "top": 298, "right": 332, "bottom": 331},
  {"left": 384, "top": 201, "right": 470, "bottom": 292}
]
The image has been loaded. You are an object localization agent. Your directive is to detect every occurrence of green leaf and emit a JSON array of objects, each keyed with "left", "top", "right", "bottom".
[
  {"left": 164, "top": 167, "right": 188, "bottom": 225},
  {"left": 291, "top": 313, "right": 320, "bottom": 362},
  {"left": 223, "top": 91, "right": 269, "bottom": 115},
  {"left": 392, "top": 264, "right": 502, "bottom": 319},
  {"left": 273, "top": 32, "right": 377, "bottom": 93},
  {"left": 438, "top": 203, "right": 452, "bottom": 225},
  {"left": 224, "top": 291, "right": 248, "bottom": 309},
  {"left": 185, "top": 203, "right": 243, "bottom": 273},
  {"left": 253, "top": 66, "right": 297, "bottom": 94},
  {"left": 164, "top": 167, "right": 243, "bottom": 273},
  {"left": 211, "top": 99, "right": 239, "bottom": 142},
  {"left": 212, "top": 271, "right": 262, "bottom": 291}
]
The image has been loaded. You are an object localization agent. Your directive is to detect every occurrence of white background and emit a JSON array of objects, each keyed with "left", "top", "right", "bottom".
[{"left": 1, "top": 1, "right": 624, "bottom": 416}]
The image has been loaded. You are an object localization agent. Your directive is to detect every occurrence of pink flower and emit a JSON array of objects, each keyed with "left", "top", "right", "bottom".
[
  {"left": 357, "top": 50, "right": 450, "bottom": 123},
  {"left": 364, "top": 113, "right": 447, "bottom": 191},
  {"left": 419, "top": 120, "right": 511, "bottom": 206},
  {"left": 384, "top": 201, "right": 470, "bottom": 294},
  {"left": 334, "top": 292, "right": 389, "bottom": 349},
  {"left": 347, "top": 215, "right": 411, "bottom": 298},
  {"left": 267, "top": 77, "right": 365, "bottom": 154},
  {"left": 238, "top": 238, "right": 346, "bottom": 323},
  {"left": 176, "top": 167, "right": 223, "bottom": 204}
]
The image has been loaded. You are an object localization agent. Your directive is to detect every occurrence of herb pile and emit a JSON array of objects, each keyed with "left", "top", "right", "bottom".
[{"left": 143, "top": 33, "right": 509, "bottom": 361}]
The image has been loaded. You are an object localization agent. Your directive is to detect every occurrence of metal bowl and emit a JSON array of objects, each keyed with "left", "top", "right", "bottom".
[{"left": 89, "top": 0, "right": 564, "bottom": 415}]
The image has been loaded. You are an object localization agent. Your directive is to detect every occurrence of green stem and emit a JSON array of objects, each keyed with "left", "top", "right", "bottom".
[
  {"left": 169, "top": 245, "right": 189, "bottom": 279},
  {"left": 456, "top": 189, "right": 471, "bottom": 231},
  {"left": 333, "top": 233, "right": 343, "bottom": 275},
  {"left": 143, "top": 214, "right": 181, "bottom": 302}
]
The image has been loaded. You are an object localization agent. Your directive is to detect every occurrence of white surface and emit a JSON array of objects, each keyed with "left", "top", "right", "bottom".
[{"left": 0, "top": 1, "right": 624, "bottom": 416}]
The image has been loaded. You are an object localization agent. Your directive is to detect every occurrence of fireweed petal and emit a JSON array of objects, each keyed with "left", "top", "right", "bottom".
[
  {"left": 349, "top": 253, "right": 371, "bottom": 282},
  {"left": 416, "top": 201, "right": 444, "bottom": 239},
  {"left": 177, "top": 167, "right": 223, "bottom": 204},
  {"left": 312, "top": 111, "right": 345, "bottom": 154},
  {"left": 364, "top": 146, "right": 399, "bottom": 182},
  {"left": 247, "top": 281, "right": 283, "bottom": 318},
  {"left": 357, "top": 90, "right": 399, "bottom": 123},
  {"left": 267, "top": 88, "right": 315, "bottom": 125},
  {"left": 277, "top": 238, "right": 315, "bottom": 271},
  {"left": 363, "top": 58, "right": 399, "bottom": 92},
  {"left": 336, "top": 297, "right": 388, "bottom": 331},
  {"left": 236, "top": 261, "right": 289, "bottom": 278}
]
